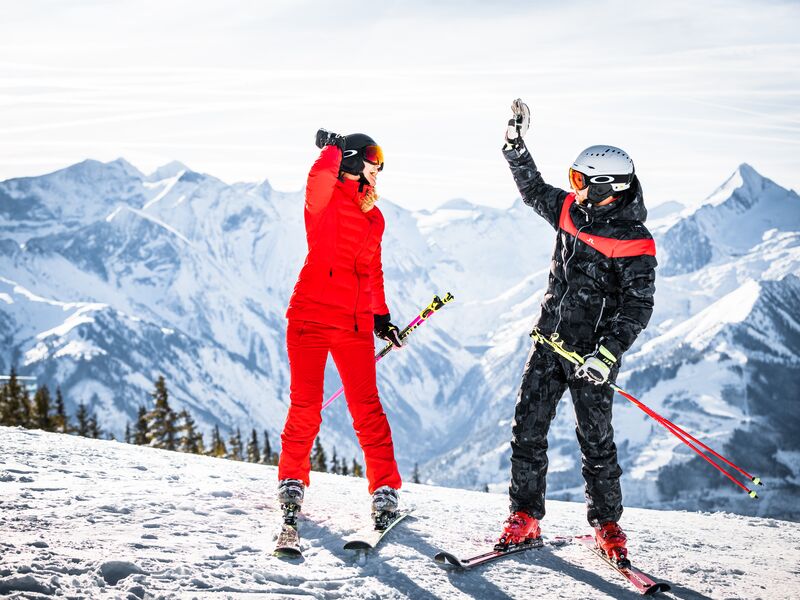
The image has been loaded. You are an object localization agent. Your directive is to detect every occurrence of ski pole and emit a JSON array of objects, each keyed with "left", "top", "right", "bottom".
[
  {"left": 609, "top": 385, "right": 759, "bottom": 497},
  {"left": 530, "top": 328, "right": 762, "bottom": 498},
  {"left": 610, "top": 385, "right": 762, "bottom": 493},
  {"left": 321, "top": 292, "right": 455, "bottom": 410}
]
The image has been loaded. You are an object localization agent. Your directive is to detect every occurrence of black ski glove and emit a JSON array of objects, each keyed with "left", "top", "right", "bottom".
[
  {"left": 374, "top": 313, "right": 403, "bottom": 348},
  {"left": 315, "top": 128, "right": 346, "bottom": 150}
]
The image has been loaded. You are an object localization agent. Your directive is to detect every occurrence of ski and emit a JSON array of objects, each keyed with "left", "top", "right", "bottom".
[
  {"left": 574, "top": 534, "right": 670, "bottom": 596},
  {"left": 434, "top": 537, "right": 547, "bottom": 570},
  {"left": 343, "top": 510, "right": 412, "bottom": 551},
  {"left": 273, "top": 523, "right": 302, "bottom": 558}
]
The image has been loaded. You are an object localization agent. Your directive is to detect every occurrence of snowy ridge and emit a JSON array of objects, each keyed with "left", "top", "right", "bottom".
[{"left": 1, "top": 426, "right": 797, "bottom": 599}]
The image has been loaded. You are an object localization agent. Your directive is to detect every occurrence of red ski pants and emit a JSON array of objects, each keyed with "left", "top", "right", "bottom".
[{"left": 278, "top": 320, "right": 402, "bottom": 493}]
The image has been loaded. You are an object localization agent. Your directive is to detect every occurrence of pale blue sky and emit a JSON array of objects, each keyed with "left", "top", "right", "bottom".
[{"left": 1, "top": 1, "right": 798, "bottom": 210}]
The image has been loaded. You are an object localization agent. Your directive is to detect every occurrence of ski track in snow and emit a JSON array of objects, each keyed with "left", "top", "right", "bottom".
[{"left": 1, "top": 428, "right": 799, "bottom": 599}]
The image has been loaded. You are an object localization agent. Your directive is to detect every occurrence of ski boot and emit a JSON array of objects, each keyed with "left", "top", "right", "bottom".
[
  {"left": 496, "top": 511, "right": 541, "bottom": 550},
  {"left": 594, "top": 521, "right": 629, "bottom": 567},
  {"left": 371, "top": 486, "right": 399, "bottom": 530},
  {"left": 277, "top": 478, "right": 305, "bottom": 526}
]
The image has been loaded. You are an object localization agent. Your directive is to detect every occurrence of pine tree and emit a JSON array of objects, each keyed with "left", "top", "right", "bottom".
[
  {"left": 340, "top": 460, "right": 349, "bottom": 477},
  {"left": 482, "top": 483, "right": 490, "bottom": 493},
  {"left": 147, "top": 376, "right": 177, "bottom": 451},
  {"left": 0, "top": 381, "right": 7, "bottom": 425},
  {"left": 124, "top": 423, "right": 132, "bottom": 444},
  {"left": 331, "top": 447, "right": 339, "bottom": 475},
  {"left": 75, "top": 403, "right": 90, "bottom": 437},
  {"left": 87, "top": 414, "right": 101, "bottom": 439},
  {"left": 133, "top": 406, "right": 149, "bottom": 445},
  {"left": 351, "top": 458, "right": 363, "bottom": 478},
  {"left": 260, "top": 430, "right": 272, "bottom": 465},
  {"left": 208, "top": 424, "right": 227, "bottom": 458},
  {"left": 53, "top": 387, "right": 69, "bottom": 433},
  {"left": 177, "top": 410, "right": 204, "bottom": 455},
  {"left": 0, "top": 366, "right": 24, "bottom": 426},
  {"left": 33, "top": 385, "right": 53, "bottom": 431},
  {"left": 246, "top": 428, "right": 260, "bottom": 463},
  {"left": 228, "top": 427, "right": 243, "bottom": 461},
  {"left": 311, "top": 438, "right": 327, "bottom": 472},
  {"left": 412, "top": 462, "right": 421, "bottom": 484},
  {"left": 19, "top": 386, "right": 33, "bottom": 428}
]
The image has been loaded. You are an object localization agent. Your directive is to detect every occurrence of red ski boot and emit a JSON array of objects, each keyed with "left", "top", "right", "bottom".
[
  {"left": 496, "top": 511, "right": 541, "bottom": 550},
  {"left": 594, "top": 521, "right": 628, "bottom": 566}
]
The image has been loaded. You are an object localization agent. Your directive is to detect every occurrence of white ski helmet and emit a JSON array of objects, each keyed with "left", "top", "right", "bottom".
[{"left": 569, "top": 145, "right": 635, "bottom": 199}]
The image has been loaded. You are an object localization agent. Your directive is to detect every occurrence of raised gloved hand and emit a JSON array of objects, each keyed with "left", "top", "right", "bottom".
[
  {"left": 374, "top": 314, "right": 403, "bottom": 348},
  {"left": 315, "top": 128, "right": 346, "bottom": 150},
  {"left": 505, "top": 98, "right": 530, "bottom": 147},
  {"left": 575, "top": 345, "right": 617, "bottom": 385}
]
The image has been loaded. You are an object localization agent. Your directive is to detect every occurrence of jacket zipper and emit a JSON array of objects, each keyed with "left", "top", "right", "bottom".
[
  {"left": 594, "top": 297, "right": 607, "bottom": 333},
  {"left": 352, "top": 191, "right": 371, "bottom": 332},
  {"left": 554, "top": 205, "right": 593, "bottom": 334}
]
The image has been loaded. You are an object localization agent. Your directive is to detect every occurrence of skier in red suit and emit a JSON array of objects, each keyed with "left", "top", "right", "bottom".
[{"left": 277, "top": 129, "right": 403, "bottom": 522}]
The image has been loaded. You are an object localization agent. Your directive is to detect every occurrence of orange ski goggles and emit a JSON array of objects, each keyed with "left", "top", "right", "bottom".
[
  {"left": 569, "top": 168, "right": 588, "bottom": 191},
  {"left": 363, "top": 145, "right": 385, "bottom": 170}
]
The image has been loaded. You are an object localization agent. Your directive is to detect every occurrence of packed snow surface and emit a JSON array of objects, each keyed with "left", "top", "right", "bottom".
[{"left": 1, "top": 427, "right": 798, "bottom": 599}]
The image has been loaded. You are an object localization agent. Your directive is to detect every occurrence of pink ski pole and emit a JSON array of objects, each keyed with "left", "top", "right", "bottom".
[{"left": 321, "top": 292, "right": 454, "bottom": 410}]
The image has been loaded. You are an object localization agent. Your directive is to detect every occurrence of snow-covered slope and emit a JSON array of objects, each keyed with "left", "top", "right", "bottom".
[
  {"left": 1, "top": 159, "right": 798, "bottom": 521},
  {"left": 2, "top": 426, "right": 797, "bottom": 599}
]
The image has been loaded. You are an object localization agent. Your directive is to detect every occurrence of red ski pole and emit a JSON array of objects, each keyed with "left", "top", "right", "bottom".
[
  {"left": 613, "top": 386, "right": 759, "bottom": 497},
  {"left": 530, "top": 328, "right": 762, "bottom": 498},
  {"left": 612, "top": 386, "right": 762, "bottom": 492}
]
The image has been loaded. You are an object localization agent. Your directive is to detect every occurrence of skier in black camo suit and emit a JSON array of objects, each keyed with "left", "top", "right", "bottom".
[{"left": 496, "top": 99, "right": 657, "bottom": 565}]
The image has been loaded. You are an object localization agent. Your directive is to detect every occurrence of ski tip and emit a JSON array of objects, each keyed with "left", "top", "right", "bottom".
[
  {"left": 752, "top": 476, "right": 763, "bottom": 486},
  {"left": 433, "top": 551, "right": 463, "bottom": 569},
  {"left": 343, "top": 541, "right": 372, "bottom": 551},
  {"left": 748, "top": 489, "right": 759, "bottom": 499},
  {"left": 644, "top": 582, "right": 672, "bottom": 596}
]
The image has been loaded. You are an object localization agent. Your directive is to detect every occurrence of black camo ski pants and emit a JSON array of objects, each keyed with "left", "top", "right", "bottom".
[{"left": 509, "top": 340, "right": 623, "bottom": 526}]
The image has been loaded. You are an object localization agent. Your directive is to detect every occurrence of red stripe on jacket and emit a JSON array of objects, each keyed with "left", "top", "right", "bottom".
[{"left": 559, "top": 193, "right": 656, "bottom": 258}]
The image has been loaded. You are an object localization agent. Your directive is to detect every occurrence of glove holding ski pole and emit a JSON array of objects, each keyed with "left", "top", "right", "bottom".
[
  {"left": 575, "top": 345, "right": 617, "bottom": 385},
  {"left": 321, "top": 293, "right": 454, "bottom": 410},
  {"left": 374, "top": 314, "right": 403, "bottom": 348}
]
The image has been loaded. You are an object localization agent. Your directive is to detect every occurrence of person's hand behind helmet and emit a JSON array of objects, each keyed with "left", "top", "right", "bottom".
[{"left": 315, "top": 128, "right": 346, "bottom": 150}]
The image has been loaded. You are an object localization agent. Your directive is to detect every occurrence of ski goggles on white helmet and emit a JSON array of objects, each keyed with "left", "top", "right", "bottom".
[
  {"left": 569, "top": 145, "right": 634, "bottom": 194},
  {"left": 569, "top": 168, "right": 633, "bottom": 192}
]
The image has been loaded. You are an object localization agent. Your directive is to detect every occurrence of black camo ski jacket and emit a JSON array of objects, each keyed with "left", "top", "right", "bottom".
[{"left": 504, "top": 142, "right": 657, "bottom": 358}]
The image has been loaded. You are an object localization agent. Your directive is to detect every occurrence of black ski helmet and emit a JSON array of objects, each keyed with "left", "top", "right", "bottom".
[{"left": 340, "top": 133, "right": 383, "bottom": 176}]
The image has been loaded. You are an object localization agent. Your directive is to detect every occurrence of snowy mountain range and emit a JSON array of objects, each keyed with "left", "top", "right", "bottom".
[{"left": 1, "top": 159, "right": 798, "bottom": 521}]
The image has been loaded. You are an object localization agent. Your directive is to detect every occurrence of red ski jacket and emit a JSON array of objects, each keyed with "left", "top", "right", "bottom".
[{"left": 286, "top": 145, "right": 389, "bottom": 332}]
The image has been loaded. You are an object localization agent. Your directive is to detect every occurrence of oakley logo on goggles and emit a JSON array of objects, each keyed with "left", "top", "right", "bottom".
[{"left": 569, "top": 168, "right": 631, "bottom": 190}]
